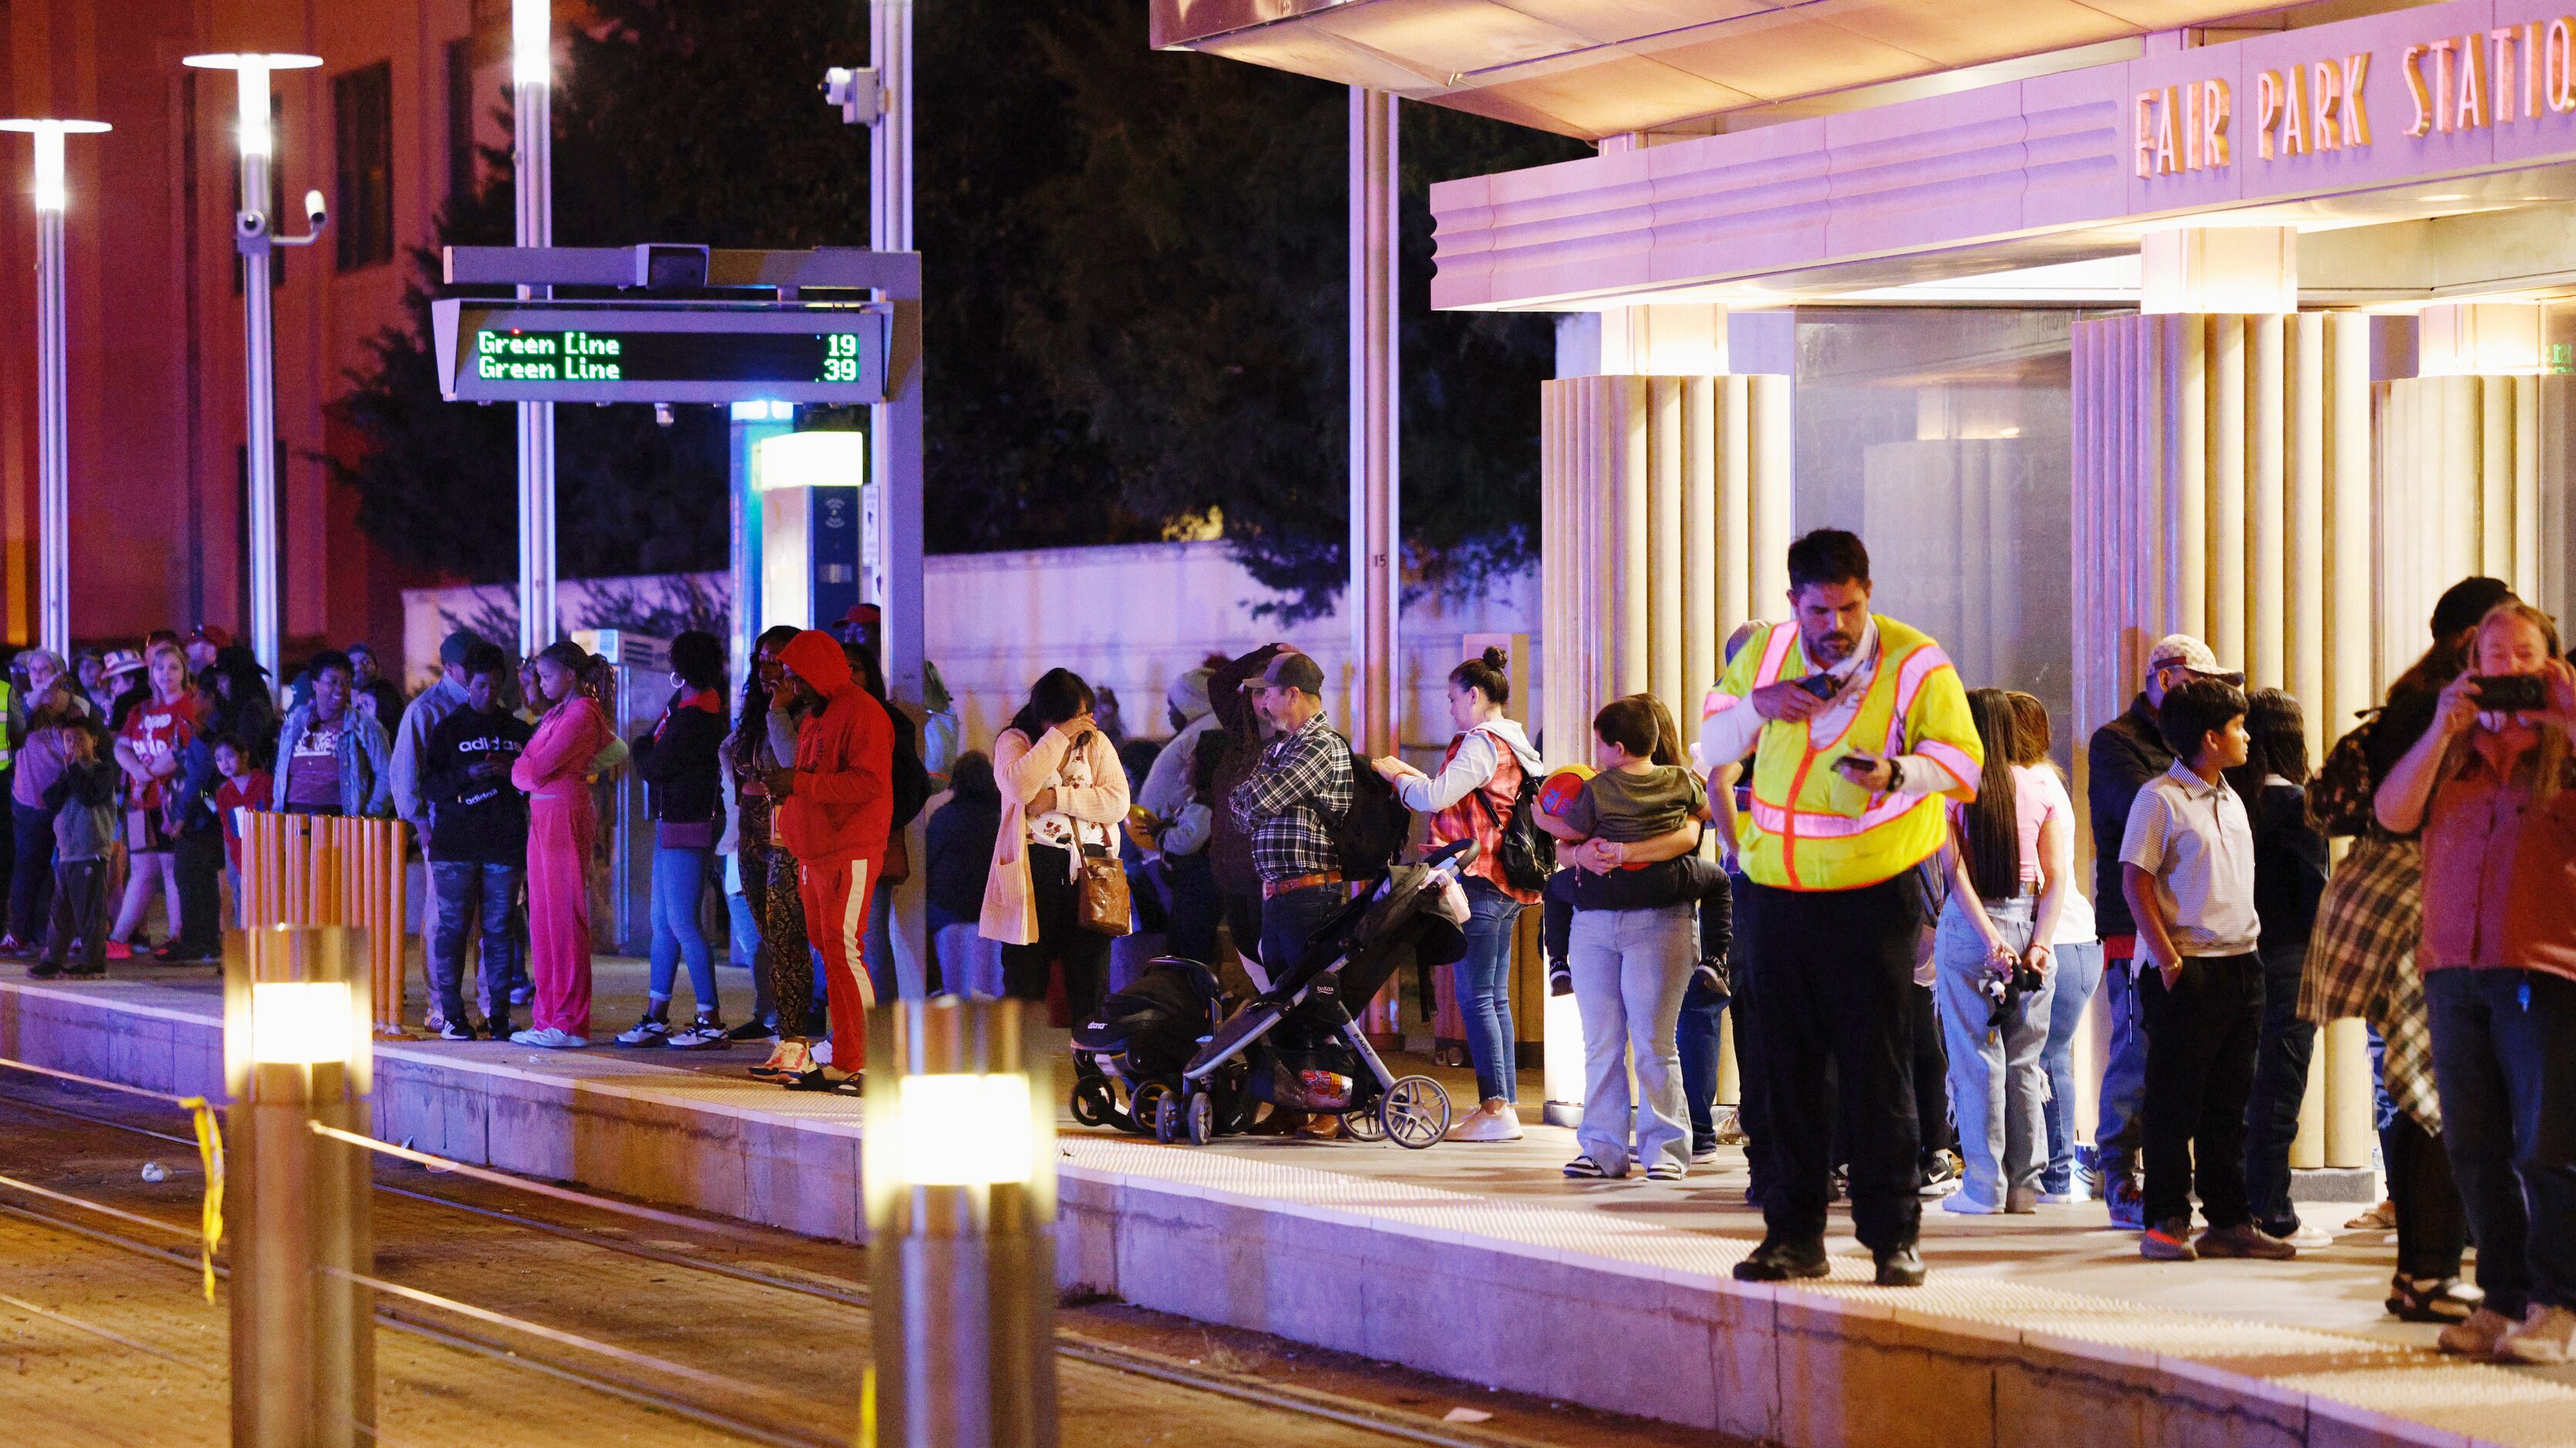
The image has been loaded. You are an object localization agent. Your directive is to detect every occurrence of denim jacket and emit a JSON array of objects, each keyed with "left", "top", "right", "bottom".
[{"left": 268, "top": 702, "right": 394, "bottom": 817}]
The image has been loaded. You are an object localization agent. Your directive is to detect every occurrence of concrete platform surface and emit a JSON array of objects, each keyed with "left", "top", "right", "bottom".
[{"left": 3, "top": 960, "right": 2571, "bottom": 1448}]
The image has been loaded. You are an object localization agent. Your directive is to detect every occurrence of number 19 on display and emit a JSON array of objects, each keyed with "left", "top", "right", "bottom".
[{"left": 821, "top": 334, "right": 861, "bottom": 382}]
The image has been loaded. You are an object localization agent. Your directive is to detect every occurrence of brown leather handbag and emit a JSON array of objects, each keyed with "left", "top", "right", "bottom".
[{"left": 1061, "top": 732, "right": 1131, "bottom": 936}]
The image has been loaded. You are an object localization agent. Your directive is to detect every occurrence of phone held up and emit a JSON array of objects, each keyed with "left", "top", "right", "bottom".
[
  {"left": 1792, "top": 672, "right": 1839, "bottom": 702},
  {"left": 2472, "top": 675, "right": 2549, "bottom": 713}
]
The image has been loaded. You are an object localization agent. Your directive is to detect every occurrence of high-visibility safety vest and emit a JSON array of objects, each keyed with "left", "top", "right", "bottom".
[
  {"left": 0, "top": 679, "right": 15, "bottom": 769},
  {"left": 1705, "top": 615, "right": 1981, "bottom": 893}
]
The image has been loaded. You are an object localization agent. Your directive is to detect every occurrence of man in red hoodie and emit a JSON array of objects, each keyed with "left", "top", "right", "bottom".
[{"left": 767, "top": 630, "right": 895, "bottom": 1086}]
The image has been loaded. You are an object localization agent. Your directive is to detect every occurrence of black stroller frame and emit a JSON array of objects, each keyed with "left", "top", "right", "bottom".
[{"left": 1164, "top": 838, "right": 1481, "bottom": 1150}]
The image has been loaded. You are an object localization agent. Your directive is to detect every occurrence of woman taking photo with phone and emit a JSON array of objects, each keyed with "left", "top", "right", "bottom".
[{"left": 2374, "top": 601, "right": 2576, "bottom": 1364}]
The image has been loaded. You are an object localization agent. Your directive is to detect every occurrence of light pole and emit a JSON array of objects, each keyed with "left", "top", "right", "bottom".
[
  {"left": 514, "top": 0, "right": 558, "bottom": 656},
  {"left": 0, "top": 118, "right": 110, "bottom": 659},
  {"left": 182, "top": 53, "right": 327, "bottom": 690}
]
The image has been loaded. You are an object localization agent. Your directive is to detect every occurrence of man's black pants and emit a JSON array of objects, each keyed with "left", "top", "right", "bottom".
[{"left": 1739, "top": 873, "right": 1924, "bottom": 1254}]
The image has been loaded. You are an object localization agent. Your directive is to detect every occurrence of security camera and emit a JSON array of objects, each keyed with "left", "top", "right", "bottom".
[
  {"left": 303, "top": 189, "right": 328, "bottom": 229},
  {"left": 821, "top": 65, "right": 880, "bottom": 126}
]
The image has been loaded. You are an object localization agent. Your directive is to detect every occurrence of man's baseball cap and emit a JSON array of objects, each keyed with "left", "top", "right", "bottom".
[
  {"left": 2146, "top": 633, "right": 2244, "bottom": 685},
  {"left": 1243, "top": 651, "right": 1324, "bottom": 697},
  {"left": 185, "top": 625, "right": 231, "bottom": 650}
]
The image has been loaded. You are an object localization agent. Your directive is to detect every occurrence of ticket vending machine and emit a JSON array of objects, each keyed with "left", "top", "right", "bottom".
[
  {"left": 754, "top": 428, "right": 872, "bottom": 635},
  {"left": 572, "top": 628, "right": 669, "bottom": 955}
]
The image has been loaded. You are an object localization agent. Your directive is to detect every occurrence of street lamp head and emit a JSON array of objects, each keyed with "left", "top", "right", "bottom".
[
  {"left": 182, "top": 53, "right": 322, "bottom": 160},
  {"left": 0, "top": 120, "right": 111, "bottom": 213},
  {"left": 513, "top": 0, "right": 553, "bottom": 89},
  {"left": 302, "top": 188, "right": 328, "bottom": 228}
]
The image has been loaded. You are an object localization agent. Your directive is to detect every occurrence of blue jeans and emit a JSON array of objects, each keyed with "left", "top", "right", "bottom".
[
  {"left": 1677, "top": 972, "right": 1729, "bottom": 1150},
  {"left": 2243, "top": 936, "right": 2318, "bottom": 1233},
  {"left": 1932, "top": 896, "right": 2054, "bottom": 1204},
  {"left": 1257, "top": 882, "right": 1349, "bottom": 992},
  {"left": 2425, "top": 967, "right": 2576, "bottom": 1318},
  {"left": 2040, "top": 939, "right": 2106, "bottom": 1194},
  {"left": 428, "top": 860, "right": 523, "bottom": 1028},
  {"left": 1455, "top": 877, "right": 1522, "bottom": 1103},
  {"left": 648, "top": 844, "right": 718, "bottom": 1012},
  {"left": 1568, "top": 904, "right": 1695, "bottom": 1176},
  {"left": 2095, "top": 956, "right": 2149, "bottom": 1164}
]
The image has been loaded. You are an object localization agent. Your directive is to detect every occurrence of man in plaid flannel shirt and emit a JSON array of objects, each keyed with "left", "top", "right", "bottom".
[{"left": 1227, "top": 651, "right": 1354, "bottom": 988}]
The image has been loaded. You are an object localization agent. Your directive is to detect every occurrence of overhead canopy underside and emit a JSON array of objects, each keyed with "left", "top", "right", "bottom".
[{"left": 1151, "top": 0, "right": 2315, "bottom": 140}]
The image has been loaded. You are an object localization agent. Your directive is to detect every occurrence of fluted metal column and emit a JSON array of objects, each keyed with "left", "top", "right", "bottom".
[{"left": 1348, "top": 89, "right": 1400, "bottom": 756}]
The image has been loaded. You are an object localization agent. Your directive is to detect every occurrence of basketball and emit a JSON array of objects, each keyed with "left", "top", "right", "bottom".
[{"left": 1536, "top": 763, "right": 1595, "bottom": 819}]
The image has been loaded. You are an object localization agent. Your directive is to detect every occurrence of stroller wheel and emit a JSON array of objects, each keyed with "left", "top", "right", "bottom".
[
  {"left": 1153, "top": 1092, "right": 1183, "bottom": 1145},
  {"left": 1070, "top": 1077, "right": 1115, "bottom": 1129},
  {"left": 1340, "top": 1106, "right": 1387, "bottom": 1143},
  {"left": 1186, "top": 1088, "right": 1216, "bottom": 1146},
  {"left": 1128, "top": 1081, "right": 1171, "bottom": 1137},
  {"left": 1379, "top": 1075, "right": 1452, "bottom": 1150}
]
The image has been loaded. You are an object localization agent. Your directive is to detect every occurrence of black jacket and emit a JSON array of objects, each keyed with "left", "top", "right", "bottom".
[
  {"left": 2086, "top": 692, "right": 2174, "bottom": 939},
  {"left": 423, "top": 706, "right": 534, "bottom": 864},
  {"left": 630, "top": 692, "right": 727, "bottom": 826},
  {"left": 2248, "top": 781, "right": 2328, "bottom": 946},
  {"left": 924, "top": 793, "right": 1002, "bottom": 924}
]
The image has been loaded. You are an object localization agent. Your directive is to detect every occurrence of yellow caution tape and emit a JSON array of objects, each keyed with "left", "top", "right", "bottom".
[{"left": 177, "top": 1096, "right": 224, "bottom": 1305}]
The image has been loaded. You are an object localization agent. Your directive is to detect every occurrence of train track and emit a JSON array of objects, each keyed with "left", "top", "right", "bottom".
[{"left": 0, "top": 1086, "right": 1566, "bottom": 1448}]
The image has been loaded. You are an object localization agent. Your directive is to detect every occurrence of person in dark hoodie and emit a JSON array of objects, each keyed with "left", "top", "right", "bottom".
[
  {"left": 619, "top": 631, "right": 732, "bottom": 1049},
  {"left": 35, "top": 708, "right": 117, "bottom": 979},
  {"left": 765, "top": 629, "right": 894, "bottom": 1089},
  {"left": 421, "top": 645, "right": 534, "bottom": 1040}
]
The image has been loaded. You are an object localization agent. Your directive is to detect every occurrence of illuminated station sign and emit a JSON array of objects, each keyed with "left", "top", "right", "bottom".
[{"left": 430, "top": 299, "right": 890, "bottom": 404}]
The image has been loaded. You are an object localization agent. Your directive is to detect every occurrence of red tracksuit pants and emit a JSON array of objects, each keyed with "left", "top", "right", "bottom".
[{"left": 797, "top": 852, "right": 879, "bottom": 1072}]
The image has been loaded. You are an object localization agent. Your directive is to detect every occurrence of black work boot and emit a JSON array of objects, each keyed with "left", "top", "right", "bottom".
[
  {"left": 1733, "top": 1237, "right": 1829, "bottom": 1282},
  {"left": 1873, "top": 1242, "right": 1926, "bottom": 1287}
]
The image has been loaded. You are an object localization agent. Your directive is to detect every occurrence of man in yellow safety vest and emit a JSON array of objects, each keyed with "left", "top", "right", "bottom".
[{"left": 1698, "top": 529, "right": 1982, "bottom": 1288}]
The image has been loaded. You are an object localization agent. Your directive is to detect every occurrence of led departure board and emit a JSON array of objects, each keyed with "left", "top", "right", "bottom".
[{"left": 432, "top": 299, "right": 889, "bottom": 405}]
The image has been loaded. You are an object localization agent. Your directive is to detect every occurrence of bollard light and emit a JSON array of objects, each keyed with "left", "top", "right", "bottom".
[
  {"left": 249, "top": 981, "right": 353, "bottom": 1066},
  {"left": 895, "top": 1073, "right": 1034, "bottom": 1186},
  {"left": 865, "top": 997, "right": 1059, "bottom": 1448},
  {"left": 225, "top": 927, "right": 375, "bottom": 1448}
]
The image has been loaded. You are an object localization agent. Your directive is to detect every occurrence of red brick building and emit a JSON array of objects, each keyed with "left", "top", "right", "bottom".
[{"left": 0, "top": 0, "right": 555, "bottom": 654}]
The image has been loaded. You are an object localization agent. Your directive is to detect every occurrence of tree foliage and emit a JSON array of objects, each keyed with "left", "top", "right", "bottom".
[{"left": 329, "top": 0, "right": 1583, "bottom": 617}]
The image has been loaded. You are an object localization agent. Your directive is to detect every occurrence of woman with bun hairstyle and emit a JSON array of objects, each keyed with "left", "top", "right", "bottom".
[
  {"left": 509, "top": 641, "right": 619, "bottom": 1049},
  {"left": 1374, "top": 646, "right": 1543, "bottom": 1142}
]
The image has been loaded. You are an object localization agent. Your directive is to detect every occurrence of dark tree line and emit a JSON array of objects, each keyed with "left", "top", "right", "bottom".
[{"left": 330, "top": 0, "right": 1583, "bottom": 618}]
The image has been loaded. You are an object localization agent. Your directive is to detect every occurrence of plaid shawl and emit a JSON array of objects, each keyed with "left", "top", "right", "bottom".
[{"left": 2302, "top": 834, "right": 2439, "bottom": 1133}]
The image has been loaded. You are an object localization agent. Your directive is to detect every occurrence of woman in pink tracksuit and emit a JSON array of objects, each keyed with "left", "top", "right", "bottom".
[{"left": 510, "top": 642, "right": 615, "bottom": 1048}]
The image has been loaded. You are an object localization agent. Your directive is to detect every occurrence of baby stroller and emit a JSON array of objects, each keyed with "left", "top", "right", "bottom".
[
  {"left": 1067, "top": 957, "right": 1249, "bottom": 1137},
  {"left": 1168, "top": 839, "right": 1478, "bottom": 1150}
]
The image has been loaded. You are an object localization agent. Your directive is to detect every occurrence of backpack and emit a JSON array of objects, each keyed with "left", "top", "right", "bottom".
[
  {"left": 1468, "top": 740, "right": 1555, "bottom": 892},
  {"left": 2308, "top": 709, "right": 2382, "bottom": 838},
  {"left": 1334, "top": 741, "right": 1412, "bottom": 879}
]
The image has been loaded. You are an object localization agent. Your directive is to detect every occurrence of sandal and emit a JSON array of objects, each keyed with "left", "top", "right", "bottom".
[
  {"left": 2387, "top": 1275, "right": 2482, "bottom": 1325},
  {"left": 1563, "top": 1155, "right": 1617, "bottom": 1179}
]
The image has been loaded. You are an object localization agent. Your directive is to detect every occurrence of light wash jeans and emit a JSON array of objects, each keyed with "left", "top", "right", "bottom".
[
  {"left": 647, "top": 844, "right": 719, "bottom": 1014},
  {"left": 2039, "top": 938, "right": 2106, "bottom": 1195},
  {"left": 1932, "top": 895, "right": 2057, "bottom": 1206},
  {"left": 1455, "top": 878, "right": 1523, "bottom": 1103},
  {"left": 937, "top": 922, "right": 1005, "bottom": 999},
  {"left": 1568, "top": 903, "right": 1695, "bottom": 1176}
]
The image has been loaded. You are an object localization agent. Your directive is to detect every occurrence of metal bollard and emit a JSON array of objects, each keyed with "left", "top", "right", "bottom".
[
  {"left": 861, "top": 996, "right": 1060, "bottom": 1448},
  {"left": 224, "top": 925, "right": 376, "bottom": 1448}
]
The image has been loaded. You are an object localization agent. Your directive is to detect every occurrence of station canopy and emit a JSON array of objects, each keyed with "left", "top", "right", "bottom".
[{"left": 1151, "top": 0, "right": 2300, "bottom": 139}]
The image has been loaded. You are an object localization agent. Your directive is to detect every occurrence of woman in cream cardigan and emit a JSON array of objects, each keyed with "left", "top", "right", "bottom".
[{"left": 979, "top": 668, "right": 1131, "bottom": 1023}]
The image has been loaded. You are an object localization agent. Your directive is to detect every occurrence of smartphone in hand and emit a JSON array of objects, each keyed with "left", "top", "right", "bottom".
[
  {"left": 1792, "top": 673, "right": 1839, "bottom": 701},
  {"left": 2472, "top": 674, "right": 2549, "bottom": 712}
]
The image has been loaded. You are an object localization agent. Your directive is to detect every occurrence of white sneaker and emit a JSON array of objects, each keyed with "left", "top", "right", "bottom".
[
  {"left": 2281, "top": 1220, "right": 2335, "bottom": 1251},
  {"left": 2501, "top": 1304, "right": 2576, "bottom": 1365},
  {"left": 811, "top": 1039, "right": 835, "bottom": 1066},
  {"left": 510, "top": 1026, "right": 587, "bottom": 1049},
  {"left": 2038, "top": 1188, "right": 2091, "bottom": 1205},
  {"left": 1444, "top": 1105, "right": 1523, "bottom": 1143},
  {"left": 1940, "top": 1190, "right": 1999, "bottom": 1215}
]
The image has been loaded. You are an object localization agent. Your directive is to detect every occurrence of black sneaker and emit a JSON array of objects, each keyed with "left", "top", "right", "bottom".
[
  {"left": 1547, "top": 961, "right": 1573, "bottom": 997},
  {"left": 484, "top": 1017, "right": 514, "bottom": 1040},
  {"left": 61, "top": 962, "right": 104, "bottom": 978},
  {"left": 28, "top": 960, "right": 63, "bottom": 980},
  {"left": 724, "top": 1019, "right": 776, "bottom": 1042},
  {"left": 1733, "top": 1237, "right": 1829, "bottom": 1282},
  {"left": 1873, "top": 1244, "right": 1927, "bottom": 1287},
  {"left": 429, "top": 1017, "right": 474, "bottom": 1042}
]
